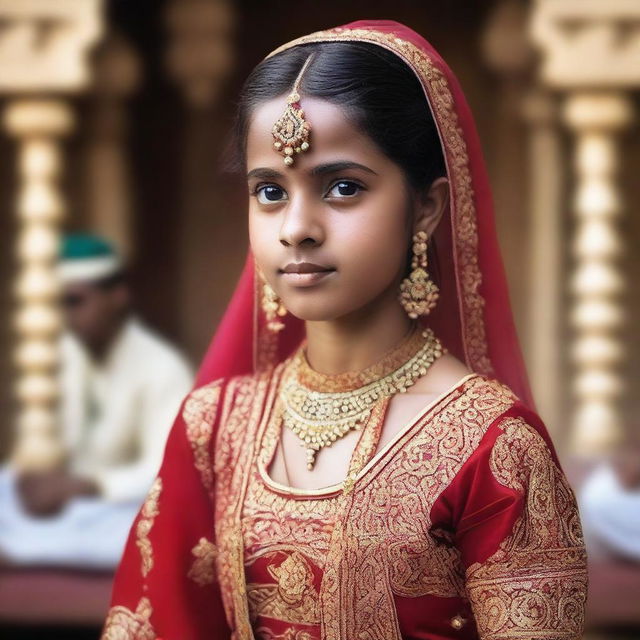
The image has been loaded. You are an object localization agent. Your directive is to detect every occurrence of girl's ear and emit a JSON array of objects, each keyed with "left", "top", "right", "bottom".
[{"left": 413, "top": 177, "right": 449, "bottom": 237}]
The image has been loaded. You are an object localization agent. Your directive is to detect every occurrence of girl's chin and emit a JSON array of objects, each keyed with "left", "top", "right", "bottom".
[{"left": 281, "top": 298, "right": 369, "bottom": 324}]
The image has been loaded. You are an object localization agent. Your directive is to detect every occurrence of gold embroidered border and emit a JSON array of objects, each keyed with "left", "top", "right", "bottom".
[
  {"left": 320, "top": 376, "right": 515, "bottom": 640},
  {"left": 215, "top": 371, "right": 280, "bottom": 639},
  {"left": 267, "top": 27, "right": 492, "bottom": 375},
  {"left": 135, "top": 477, "right": 162, "bottom": 579},
  {"left": 182, "top": 380, "right": 223, "bottom": 491},
  {"left": 466, "top": 418, "right": 587, "bottom": 640},
  {"left": 101, "top": 597, "right": 155, "bottom": 640}
]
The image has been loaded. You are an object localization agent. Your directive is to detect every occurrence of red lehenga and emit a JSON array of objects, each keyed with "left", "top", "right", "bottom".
[{"left": 101, "top": 20, "right": 587, "bottom": 640}]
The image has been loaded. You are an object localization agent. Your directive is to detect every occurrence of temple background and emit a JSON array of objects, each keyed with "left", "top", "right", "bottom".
[{"left": 0, "top": 0, "right": 638, "bottom": 637}]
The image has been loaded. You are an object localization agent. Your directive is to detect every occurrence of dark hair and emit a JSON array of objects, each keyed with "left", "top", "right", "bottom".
[{"left": 234, "top": 42, "right": 446, "bottom": 191}]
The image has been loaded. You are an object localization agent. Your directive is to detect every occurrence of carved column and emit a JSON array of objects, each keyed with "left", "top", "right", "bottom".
[
  {"left": 531, "top": 0, "right": 640, "bottom": 453},
  {"left": 0, "top": 0, "right": 103, "bottom": 469},
  {"left": 564, "top": 93, "right": 631, "bottom": 452}
]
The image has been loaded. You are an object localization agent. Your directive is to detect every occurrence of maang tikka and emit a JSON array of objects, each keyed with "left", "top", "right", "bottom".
[
  {"left": 399, "top": 230, "right": 440, "bottom": 318},
  {"left": 272, "top": 55, "right": 314, "bottom": 167}
]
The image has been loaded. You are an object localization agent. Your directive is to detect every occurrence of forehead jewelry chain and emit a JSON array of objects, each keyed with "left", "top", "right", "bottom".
[
  {"left": 272, "top": 54, "right": 314, "bottom": 167},
  {"left": 280, "top": 327, "right": 446, "bottom": 470}
]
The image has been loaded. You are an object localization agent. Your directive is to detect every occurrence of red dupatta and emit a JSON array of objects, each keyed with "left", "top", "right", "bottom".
[
  {"left": 103, "top": 20, "right": 538, "bottom": 640},
  {"left": 196, "top": 20, "right": 533, "bottom": 410}
]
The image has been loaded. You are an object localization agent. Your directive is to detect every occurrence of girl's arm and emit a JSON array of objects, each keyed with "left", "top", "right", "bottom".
[
  {"left": 436, "top": 406, "right": 588, "bottom": 640},
  {"left": 101, "top": 380, "right": 230, "bottom": 640}
]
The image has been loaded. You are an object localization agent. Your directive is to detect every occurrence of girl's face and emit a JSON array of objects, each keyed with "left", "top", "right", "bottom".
[{"left": 247, "top": 97, "right": 441, "bottom": 323}]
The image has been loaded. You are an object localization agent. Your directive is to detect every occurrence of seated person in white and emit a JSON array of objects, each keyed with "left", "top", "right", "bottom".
[
  {"left": 0, "top": 233, "right": 193, "bottom": 568},
  {"left": 579, "top": 437, "right": 640, "bottom": 563}
]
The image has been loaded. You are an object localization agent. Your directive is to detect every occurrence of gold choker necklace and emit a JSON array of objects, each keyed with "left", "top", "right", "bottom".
[{"left": 280, "top": 327, "right": 445, "bottom": 469}]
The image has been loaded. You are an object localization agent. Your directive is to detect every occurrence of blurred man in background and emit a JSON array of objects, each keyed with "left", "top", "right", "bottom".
[
  {"left": 0, "top": 233, "right": 193, "bottom": 568},
  {"left": 579, "top": 437, "right": 640, "bottom": 563}
]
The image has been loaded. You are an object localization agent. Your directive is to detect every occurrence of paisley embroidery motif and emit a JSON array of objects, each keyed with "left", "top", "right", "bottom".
[
  {"left": 136, "top": 478, "right": 162, "bottom": 578},
  {"left": 188, "top": 537, "right": 218, "bottom": 586},
  {"left": 465, "top": 418, "right": 587, "bottom": 639},
  {"left": 247, "top": 551, "right": 320, "bottom": 625},
  {"left": 101, "top": 597, "right": 155, "bottom": 640}
]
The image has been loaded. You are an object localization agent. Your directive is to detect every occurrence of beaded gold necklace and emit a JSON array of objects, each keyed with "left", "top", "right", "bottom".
[{"left": 280, "top": 326, "right": 445, "bottom": 469}]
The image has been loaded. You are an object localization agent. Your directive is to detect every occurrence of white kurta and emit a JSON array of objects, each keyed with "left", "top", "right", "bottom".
[
  {"left": 579, "top": 464, "right": 640, "bottom": 561},
  {"left": 0, "top": 317, "right": 193, "bottom": 568},
  {"left": 59, "top": 317, "right": 193, "bottom": 502}
]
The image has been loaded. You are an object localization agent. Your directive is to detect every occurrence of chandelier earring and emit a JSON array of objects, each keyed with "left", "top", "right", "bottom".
[
  {"left": 399, "top": 230, "right": 440, "bottom": 319},
  {"left": 261, "top": 279, "right": 287, "bottom": 333}
]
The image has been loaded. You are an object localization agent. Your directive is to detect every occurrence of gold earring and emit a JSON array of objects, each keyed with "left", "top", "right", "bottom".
[
  {"left": 262, "top": 280, "right": 287, "bottom": 332},
  {"left": 399, "top": 230, "right": 439, "bottom": 319}
]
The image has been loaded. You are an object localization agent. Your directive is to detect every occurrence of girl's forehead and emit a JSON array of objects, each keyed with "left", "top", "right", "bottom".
[{"left": 246, "top": 97, "right": 385, "bottom": 172}]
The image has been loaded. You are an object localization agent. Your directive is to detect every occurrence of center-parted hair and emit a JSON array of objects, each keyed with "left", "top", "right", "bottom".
[{"left": 234, "top": 42, "right": 446, "bottom": 191}]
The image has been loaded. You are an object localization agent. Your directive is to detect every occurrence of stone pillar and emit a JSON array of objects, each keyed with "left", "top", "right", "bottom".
[
  {"left": 564, "top": 93, "right": 631, "bottom": 452},
  {"left": 531, "top": 0, "right": 640, "bottom": 453},
  {"left": 0, "top": 0, "right": 103, "bottom": 469},
  {"left": 4, "top": 101, "right": 73, "bottom": 469}
]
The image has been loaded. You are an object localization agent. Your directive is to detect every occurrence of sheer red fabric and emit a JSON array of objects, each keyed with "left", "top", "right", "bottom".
[{"left": 196, "top": 19, "right": 534, "bottom": 412}]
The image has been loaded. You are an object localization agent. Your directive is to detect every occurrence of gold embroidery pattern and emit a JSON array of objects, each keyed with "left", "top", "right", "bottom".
[
  {"left": 188, "top": 537, "right": 218, "bottom": 586},
  {"left": 101, "top": 597, "right": 155, "bottom": 640},
  {"left": 135, "top": 478, "right": 162, "bottom": 578},
  {"left": 466, "top": 418, "right": 587, "bottom": 640},
  {"left": 182, "top": 379, "right": 223, "bottom": 491},
  {"left": 247, "top": 551, "right": 320, "bottom": 626},
  {"left": 234, "top": 372, "right": 514, "bottom": 640},
  {"left": 215, "top": 372, "right": 278, "bottom": 640},
  {"left": 267, "top": 28, "right": 492, "bottom": 375},
  {"left": 254, "top": 628, "right": 315, "bottom": 640},
  {"left": 319, "top": 377, "right": 516, "bottom": 640}
]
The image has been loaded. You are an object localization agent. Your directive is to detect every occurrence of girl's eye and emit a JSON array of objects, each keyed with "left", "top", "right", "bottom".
[
  {"left": 255, "top": 184, "right": 288, "bottom": 204},
  {"left": 327, "top": 181, "right": 362, "bottom": 198}
]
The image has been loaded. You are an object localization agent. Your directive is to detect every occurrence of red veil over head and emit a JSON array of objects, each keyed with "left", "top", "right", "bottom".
[{"left": 196, "top": 19, "right": 534, "bottom": 410}]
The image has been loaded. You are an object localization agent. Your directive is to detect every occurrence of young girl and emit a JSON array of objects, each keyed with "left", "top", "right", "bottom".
[{"left": 102, "top": 20, "right": 587, "bottom": 640}]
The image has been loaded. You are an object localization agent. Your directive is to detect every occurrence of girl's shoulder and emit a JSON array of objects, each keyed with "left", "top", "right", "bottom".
[{"left": 184, "top": 364, "right": 284, "bottom": 421}]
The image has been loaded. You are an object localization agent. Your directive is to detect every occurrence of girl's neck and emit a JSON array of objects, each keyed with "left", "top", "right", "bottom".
[{"left": 304, "top": 299, "right": 413, "bottom": 375}]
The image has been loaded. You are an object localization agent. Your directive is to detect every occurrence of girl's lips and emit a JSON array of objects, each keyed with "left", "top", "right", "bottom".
[{"left": 279, "top": 270, "right": 336, "bottom": 287}]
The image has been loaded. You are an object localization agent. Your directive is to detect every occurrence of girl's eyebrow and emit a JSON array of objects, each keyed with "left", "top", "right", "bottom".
[
  {"left": 246, "top": 167, "right": 284, "bottom": 180},
  {"left": 310, "top": 161, "right": 378, "bottom": 176},
  {"left": 247, "top": 161, "right": 378, "bottom": 181}
]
